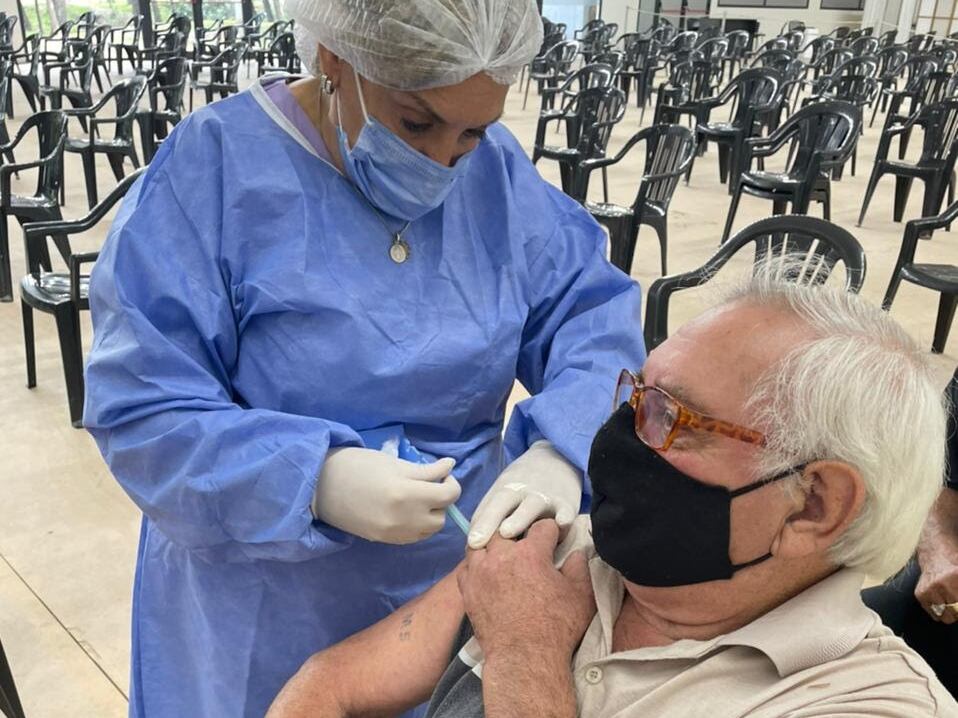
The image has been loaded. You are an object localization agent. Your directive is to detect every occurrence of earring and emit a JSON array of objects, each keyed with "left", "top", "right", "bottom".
[{"left": 318, "top": 72, "right": 335, "bottom": 96}]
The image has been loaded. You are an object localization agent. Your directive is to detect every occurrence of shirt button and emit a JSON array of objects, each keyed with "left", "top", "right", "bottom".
[{"left": 585, "top": 666, "right": 603, "bottom": 684}]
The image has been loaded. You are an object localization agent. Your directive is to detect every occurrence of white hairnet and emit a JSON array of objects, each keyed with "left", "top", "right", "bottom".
[{"left": 284, "top": 0, "right": 543, "bottom": 91}]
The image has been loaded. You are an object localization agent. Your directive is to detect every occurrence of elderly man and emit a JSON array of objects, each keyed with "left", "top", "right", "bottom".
[{"left": 269, "top": 274, "right": 958, "bottom": 717}]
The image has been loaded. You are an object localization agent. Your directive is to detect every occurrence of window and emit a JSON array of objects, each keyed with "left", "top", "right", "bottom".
[
  {"left": 914, "top": 0, "right": 958, "bottom": 35},
  {"left": 717, "top": 0, "right": 807, "bottom": 8},
  {"left": 821, "top": 0, "right": 866, "bottom": 9}
]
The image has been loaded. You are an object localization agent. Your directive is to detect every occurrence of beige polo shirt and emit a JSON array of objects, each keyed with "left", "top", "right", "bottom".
[{"left": 462, "top": 517, "right": 958, "bottom": 717}]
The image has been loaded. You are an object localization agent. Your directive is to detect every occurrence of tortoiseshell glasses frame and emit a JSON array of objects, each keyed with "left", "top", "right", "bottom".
[{"left": 614, "top": 369, "right": 766, "bottom": 451}]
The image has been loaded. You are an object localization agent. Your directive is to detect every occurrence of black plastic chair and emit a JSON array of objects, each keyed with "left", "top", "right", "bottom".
[
  {"left": 139, "top": 29, "right": 187, "bottom": 74},
  {"left": 0, "top": 110, "right": 67, "bottom": 302},
  {"left": 135, "top": 57, "right": 186, "bottom": 163},
  {"left": 39, "top": 38, "right": 94, "bottom": 115},
  {"left": 652, "top": 56, "right": 724, "bottom": 127},
  {"left": 879, "top": 59, "right": 946, "bottom": 156},
  {"left": 750, "top": 48, "right": 795, "bottom": 75},
  {"left": 878, "top": 29, "right": 898, "bottom": 49},
  {"left": 804, "top": 73, "right": 878, "bottom": 178},
  {"left": 537, "top": 63, "right": 614, "bottom": 124},
  {"left": 0, "top": 637, "right": 25, "bottom": 718},
  {"left": 722, "top": 101, "right": 862, "bottom": 243},
  {"left": 849, "top": 36, "right": 880, "bottom": 57},
  {"left": 859, "top": 98, "right": 958, "bottom": 226},
  {"left": 523, "top": 40, "right": 579, "bottom": 111},
  {"left": 64, "top": 76, "right": 145, "bottom": 208},
  {"left": 870, "top": 46, "right": 911, "bottom": 127},
  {"left": 803, "top": 35, "right": 836, "bottom": 70},
  {"left": 110, "top": 15, "right": 143, "bottom": 74},
  {"left": 883, "top": 202, "right": 958, "bottom": 353},
  {"left": 88, "top": 23, "right": 113, "bottom": 93},
  {"left": 256, "top": 31, "right": 299, "bottom": 76},
  {"left": 645, "top": 215, "right": 866, "bottom": 350},
  {"left": 722, "top": 30, "right": 751, "bottom": 81},
  {"left": 10, "top": 33, "right": 40, "bottom": 114},
  {"left": 809, "top": 47, "right": 854, "bottom": 81},
  {"left": 189, "top": 41, "right": 246, "bottom": 111},
  {"left": 534, "top": 86, "right": 627, "bottom": 200},
  {"left": 685, "top": 68, "right": 781, "bottom": 189},
  {"left": 20, "top": 168, "right": 146, "bottom": 427},
  {"left": 577, "top": 124, "right": 695, "bottom": 275}
]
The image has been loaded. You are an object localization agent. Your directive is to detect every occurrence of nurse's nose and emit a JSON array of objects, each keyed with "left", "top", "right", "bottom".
[{"left": 418, "top": 133, "right": 469, "bottom": 168}]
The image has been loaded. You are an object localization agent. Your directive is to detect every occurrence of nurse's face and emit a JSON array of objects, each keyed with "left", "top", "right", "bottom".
[{"left": 317, "top": 44, "right": 508, "bottom": 168}]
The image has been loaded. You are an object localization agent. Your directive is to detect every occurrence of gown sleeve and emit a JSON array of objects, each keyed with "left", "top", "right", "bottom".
[
  {"left": 83, "top": 116, "right": 362, "bottom": 564},
  {"left": 502, "top": 144, "right": 647, "bottom": 504}
]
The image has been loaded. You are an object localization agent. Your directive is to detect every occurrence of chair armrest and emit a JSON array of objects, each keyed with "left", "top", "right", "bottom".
[{"left": 69, "top": 251, "right": 98, "bottom": 302}]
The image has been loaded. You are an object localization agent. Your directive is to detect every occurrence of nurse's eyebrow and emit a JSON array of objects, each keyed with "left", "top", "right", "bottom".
[{"left": 407, "top": 93, "right": 503, "bottom": 129}]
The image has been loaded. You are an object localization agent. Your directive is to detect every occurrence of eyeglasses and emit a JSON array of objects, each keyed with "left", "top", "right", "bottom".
[{"left": 614, "top": 369, "right": 766, "bottom": 451}]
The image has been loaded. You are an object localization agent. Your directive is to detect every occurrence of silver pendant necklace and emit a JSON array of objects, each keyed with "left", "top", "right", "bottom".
[{"left": 389, "top": 234, "right": 411, "bottom": 264}]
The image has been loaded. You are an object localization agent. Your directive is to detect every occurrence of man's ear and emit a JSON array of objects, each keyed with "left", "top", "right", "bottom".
[
  {"left": 772, "top": 461, "right": 866, "bottom": 560},
  {"left": 316, "top": 44, "right": 345, "bottom": 89}
]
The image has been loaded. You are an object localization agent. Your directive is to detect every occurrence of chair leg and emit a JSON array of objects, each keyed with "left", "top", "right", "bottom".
[
  {"left": 54, "top": 305, "right": 85, "bottom": 428},
  {"left": 647, "top": 216, "right": 668, "bottom": 276},
  {"left": 0, "top": 638, "right": 26, "bottom": 718},
  {"left": 822, "top": 184, "right": 832, "bottom": 221},
  {"left": 772, "top": 198, "right": 789, "bottom": 215},
  {"left": 922, "top": 177, "right": 946, "bottom": 219},
  {"left": 932, "top": 293, "right": 958, "bottom": 354},
  {"left": 601, "top": 167, "right": 609, "bottom": 205},
  {"left": 898, "top": 126, "right": 913, "bottom": 160},
  {"left": 0, "top": 212, "right": 10, "bottom": 302},
  {"left": 717, "top": 143, "right": 729, "bottom": 186},
  {"left": 858, "top": 165, "right": 883, "bottom": 226},
  {"left": 603, "top": 215, "right": 637, "bottom": 274},
  {"left": 721, "top": 184, "right": 743, "bottom": 244},
  {"left": 80, "top": 150, "right": 99, "bottom": 209},
  {"left": 22, "top": 301, "right": 36, "bottom": 389},
  {"left": 107, "top": 154, "right": 126, "bottom": 182},
  {"left": 893, "top": 176, "right": 914, "bottom": 222}
]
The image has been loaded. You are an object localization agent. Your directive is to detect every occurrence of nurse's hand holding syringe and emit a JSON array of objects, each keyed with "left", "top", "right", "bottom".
[{"left": 311, "top": 447, "right": 462, "bottom": 544}]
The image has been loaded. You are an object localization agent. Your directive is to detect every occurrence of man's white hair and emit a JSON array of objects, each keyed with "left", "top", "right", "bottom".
[{"left": 721, "top": 266, "right": 947, "bottom": 580}]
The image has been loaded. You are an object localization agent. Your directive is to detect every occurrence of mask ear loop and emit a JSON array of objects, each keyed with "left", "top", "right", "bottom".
[{"left": 336, "top": 67, "right": 372, "bottom": 152}]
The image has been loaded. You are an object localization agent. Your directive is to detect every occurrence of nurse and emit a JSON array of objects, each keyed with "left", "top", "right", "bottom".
[{"left": 83, "top": 0, "right": 646, "bottom": 715}]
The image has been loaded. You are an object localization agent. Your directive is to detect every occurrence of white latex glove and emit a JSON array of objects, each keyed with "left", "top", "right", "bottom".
[
  {"left": 468, "top": 440, "right": 582, "bottom": 549},
  {"left": 312, "top": 447, "right": 461, "bottom": 545}
]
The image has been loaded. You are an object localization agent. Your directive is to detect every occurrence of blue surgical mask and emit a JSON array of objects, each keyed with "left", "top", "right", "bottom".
[{"left": 336, "top": 70, "right": 473, "bottom": 222}]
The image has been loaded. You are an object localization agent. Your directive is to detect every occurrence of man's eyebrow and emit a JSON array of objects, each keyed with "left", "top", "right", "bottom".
[
  {"left": 648, "top": 375, "right": 715, "bottom": 416},
  {"left": 406, "top": 93, "right": 503, "bottom": 128}
]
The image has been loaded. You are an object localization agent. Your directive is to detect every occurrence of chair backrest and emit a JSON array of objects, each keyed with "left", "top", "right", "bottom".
[
  {"left": 907, "top": 33, "right": 934, "bottom": 53},
  {"left": 266, "top": 32, "right": 298, "bottom": 71},
  {"left": 151, "top": 56, "right": 187, "bottom": 112},
  {"left": 834, "top": 26, "right": 851, "bottom": 40},
  {"left": 171, "top": 15, "right": 192, "bottom": 39},
  {"left": 753, "top": 48, "right": 795, "bottom": 74},
  {"left": 785, "top": 101, "right": 861, "bottom": 175},
  {"left": 643, "top": 215, "right": 866, "bottom": 350},
  {"left": 879, "top": 29, "right": 898, "bottom": 49},
  {"left": 727, "top": 67, "right": 782, "bottom": 127},
  {"left": 877, "top": 46, "right": 909, "bottom": 78},
  {"left": 573, "top": 85, "right": 626, "bottom": 159},
  {"left": 63, "top": 39, "right": 94, "bottom": 91},
  {"left": 102, "top": 75, "right": 147, "bottom": 142},
  {"left": 806, "top": 35, "right": 836, "bottom": 64},
  {"left": 832, "top": 54, "right": 879, "bottom": 78},
  {"left": 637, "top": 123, "right": 696, "bottom": 208},
  {"left": 816, "top": 47, "right": 854, "bottom": 75},
  {"left": 783, "top": 30, "right": 804, "bottom": 52},
  {"left": 696, "top": 36, "right": 729, "bottom": 64},
  {"left": 817, "top": 73, "right": 878, "bottom": 106},
  {"left": 725, "top": 30, "right": 751, "bottom": 60},
  {"left": 592, "top": 51, "right": 624, "bottom": 73},
  {"left": 917, "top": 98, "right": 958, "bottom": 164},
  {"left": 929, "top": 43, "right": 957, "bottom": 70},
  {"left": 25, "top": 110, "right": 67, "bottom": 202},
  {"left": 668, "top": 31, "right": 698, "bottom": 55},
  {"left": 651, "top": 23, "right": 677, "bottom": 46},
  {"left": 849, "top": 36, "right": 879, "bottom": 56}
]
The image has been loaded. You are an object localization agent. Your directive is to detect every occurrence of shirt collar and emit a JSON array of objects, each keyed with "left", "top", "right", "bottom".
[{"left": 592, "top": 563, "right": 876, "bottom": 678}]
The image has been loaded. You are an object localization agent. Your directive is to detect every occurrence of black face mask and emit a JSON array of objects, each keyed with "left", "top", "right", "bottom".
[{"left": 588, "top": 404, "right": 803, "bottom": 587}]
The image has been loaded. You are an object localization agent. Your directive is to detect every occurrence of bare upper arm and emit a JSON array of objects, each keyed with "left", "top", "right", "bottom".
[{"left": 268, "top": 565, "right": 466, "bottom": 718}]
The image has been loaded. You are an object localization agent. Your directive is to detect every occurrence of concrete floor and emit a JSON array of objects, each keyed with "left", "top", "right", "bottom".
[{"left": 1, "top": 66, "right": 957, "bottom": 716}]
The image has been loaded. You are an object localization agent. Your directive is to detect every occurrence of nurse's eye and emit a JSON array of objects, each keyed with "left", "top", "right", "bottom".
[
  {"left": 464, "top": 127, "right": 487, "bottom": 140},
  {"left": 401, "top": 119, "right": 433, "bottom": 134}
]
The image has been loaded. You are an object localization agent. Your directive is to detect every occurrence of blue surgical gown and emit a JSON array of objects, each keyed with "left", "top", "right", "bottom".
[{"left": 83, "top": 79, "right": 646, "bottom": 717}]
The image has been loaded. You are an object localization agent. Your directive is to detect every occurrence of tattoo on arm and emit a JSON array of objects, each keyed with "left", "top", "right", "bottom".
[{"left": 399, "top": 613, "right": 414, "bottom": 642}]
